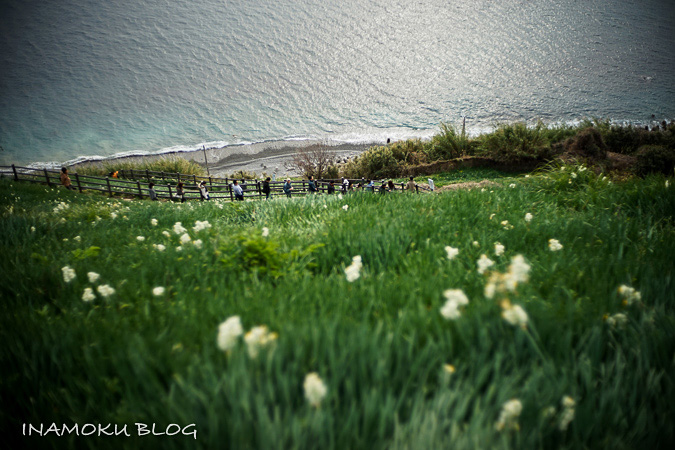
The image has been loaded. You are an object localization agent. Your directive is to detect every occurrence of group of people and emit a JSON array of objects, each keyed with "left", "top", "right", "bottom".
[{"left": 60, "top": 167, "right": 419, "bottom": 202}]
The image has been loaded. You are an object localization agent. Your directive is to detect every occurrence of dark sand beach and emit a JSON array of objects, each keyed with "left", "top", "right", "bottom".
[{"left": 73, "top": 141, "right": 374, "bottom": 178}]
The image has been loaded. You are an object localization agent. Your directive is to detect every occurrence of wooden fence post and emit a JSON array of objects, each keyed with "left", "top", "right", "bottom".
[
  {"left": 137, "top": 181, "right": 143, "bottom": 198},
  {"left": 130, "top": 169, "right": 135, "bottom": 180},
  {"left": 257, "top": 181, "right": 261, "bottom": 198},
  {"left": 44, "top": 169, "right": 51, "bottom": 187},
  {"left": 161, "top": 171, "right": 165, "bottom": 182},
  {"left": 146, "top": 169, "right": 150, "bottom": 181},
  {"left": 176, "top": 172, "right": 181, "bottom": 183},
  {"left": 193, "top": 174, "right": 197, "bottom": 184},
  {"left": 75, "top": 173, "right": 83, "bottom": 192},
  {"left": 11, "top": 164, "right": 18, "bottom": 181},
  {"left": 228, "top": 182, "right": 234, "bottom": 201},
  {"left": 167, "top": 184, "right": 173, "bottom": 200},
  {"left": 106, "top": 177, "right": 113, "bottom": 197}
]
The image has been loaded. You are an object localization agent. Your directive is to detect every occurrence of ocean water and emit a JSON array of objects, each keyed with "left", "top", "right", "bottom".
[{"left": 1, "top": 0, "right": 674, "bottom": 167}]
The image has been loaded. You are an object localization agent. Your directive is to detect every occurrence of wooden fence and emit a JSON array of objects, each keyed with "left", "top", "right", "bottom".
[{"left": 0, "top": 165, "right": 421, "bottom": 202}]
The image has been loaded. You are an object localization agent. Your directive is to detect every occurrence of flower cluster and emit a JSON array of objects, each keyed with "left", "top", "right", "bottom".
[
  {"left": 303, "top": 372, "right": 328, "bottom": 408},
  {"left": 244, "top": 325, "right": 278, "bottom": 359},
  {"left": 445, "top": 246, "right": 459, "bottom": 260},
  {"left": 62, "top": 266, "right": 76, "bottom": 283},
  {"left": 495, "top": 399, "right": 522, "bottom": 431},
  {"left": 548, "top": 239, "right": 563, "bottom": 251},
  {"left": 262, "top": 227, "right": 269, "bottom": 237},
  {"left": 477, "top": 254, "right": 494, "bottom": 274},
  {"left": 500, "top": 299, "right": 529, "bottom": 329},
  {"left": 192, "top": 220, "right": 211, "bottom": 232},
  {"left": 617, "top": 285, "right": 641, "bottom": 306},
  {"left": 494, "top": 242, "right": 505, "bottom": 257},
  {"left": 217, "top": 316, "right": 244, "bottom": 352},
  {"left": 173, "top": 222, "right": 187, "bottom": 234},
  {"left": 484, "top": 255, "right": 531, "bottom": 299},
  {"left": 605, "top": 312, "right": 628, "bottom": 329},
  {"left": 440, "top": 289, "right": 469, "bottom": 320},
  {"left": 344, "top": 255, "right": 362, "bottom": 282},
  {"left": 558, "top": 396, "right": 576, "bottom": 431}
]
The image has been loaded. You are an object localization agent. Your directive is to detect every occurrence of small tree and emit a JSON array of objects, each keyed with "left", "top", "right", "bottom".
[{"left": 292, "top": 144, "right": 337, "bottom": 179}]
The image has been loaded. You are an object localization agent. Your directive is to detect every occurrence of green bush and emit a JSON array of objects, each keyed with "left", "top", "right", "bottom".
[
  {"left": 426, "top": 123, "right": 471, "bottom": 160},
  {"left": 560, "top": 127, "right": 608, "bottom": 159},
  {"left": 75, "top": 155, "right": 206, "bottom": 177},
  {"left": 341, "top": 146, "right": 403, "bottom": 179},
  {"left": 477, "top": 122, "right": 552, "bottom": 162},
  {"left": 635, "top": 145, "right": 675, "bottom": 176}
]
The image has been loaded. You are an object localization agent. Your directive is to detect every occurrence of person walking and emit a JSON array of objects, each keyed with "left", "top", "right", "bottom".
[
  {"left": 308, "top": 176, "right": 317, "bottom": 194},
  {"left": 198, "top": 181, "right": 210, "bottom": 200},
  {"left": 283, "top": 179, "right": 293, "bottom": 198},
  {"left": 176, "top": 182, "right": 186, "bottom": 203},
  {"left": 232, "top": 180, "right": 244, "bottom": 201},
  {"left": 262, "top": 177, "right": 271, "bottom": 199},
  {"left": 148, "top": 182, "right": 158, "bottom": 201}
]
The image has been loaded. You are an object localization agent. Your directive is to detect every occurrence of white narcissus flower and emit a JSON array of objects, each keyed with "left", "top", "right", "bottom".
[
  {"left": 173, "top": 222, "right": 187, "bottom": 234},
  {"left": 217, "top": 316, "right": 243, "bottom": 352},
  {"left": 342, "top": 204, "right": 349, "bottom": 211},
  {"left": 477, "top": 254, "right": 494, "bottom": 274},
  {"left": 97, "top": 284, "right": 115, "bottom": 298},
  {"left": 62, "top": 266, "right": 76, "bottom": 283},
  {"left": 445, "top": 246, "right": 459, "bottom": 260},
  {"left": 74, "top": 235, "right": 81, "bottom": 241},
  {"left": 509, "top": 183, "right": 516, "bottom": 188},
  {"left": 617, "top": 285, "right": 641, "bottom": 306},
  {"left": 137, "top": 236, "right": 145, "bottom": 242},
  {"left": 494, "top": 242, "right": 505, "bottom": 256},
  {"left": 153, "top": 244, "right": 166, "bottom": 252},
  {"left": 262, "top": 227, "right": 269, "bottom": 237},
  {"left": 162, "top": 230, "right": 171, "bottom": 238},
  {"left": 244, "top": 325, "right": 278, "bottom": 359},
  {"left": 558, "top": 396, "right": 576, "bottom": 431},
  {"left": 606, "top": 312, "right": 628, "bottom": 329},
  {"left": 501, "top": 301, "right": 529, "bottom": 329},
  {"left": 548, "top": 239, "right": 563, "bottom": 251},
  {"left": 82, "top": 287, "right": 96, "bottom": 302},
  {"left": 303, "top": 372, "right": 327, "bottom": 408},
  {"left": 87, "top": 272, "right": 100, "bottom": 283},
  {"left": 193, "top": 220, "right": 212, "bottom": 232},
  {"left": 344, "top": 255, "right": 362, "bottom": 282},
  {"left": 193, "top": 239, "right": 203, "bottom": 249},
  {"left": 472, "top": 241, "right": 480, "bottom": 248},
  {"left": 151, "top": 218, "right": 158, "bottom": 226},
  {"left": 180, "top": 233, "right": 191, "bottom": 245},
  {"left": 152, "top": 287, "right": 165, "bottom": 296},
  {"left": 440, "top": 289, "right": 470, "bottom": 320},
  {"left": 524, "top": 213, "right": 533, "bottom": 222},
  {"left": 496, "top": 399, "right": 523, "bottom": 431}
]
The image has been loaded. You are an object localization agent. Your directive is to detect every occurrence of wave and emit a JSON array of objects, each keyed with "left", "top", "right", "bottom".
[{"left": 23, "top": 117, "right": 672, "bottom": 170}]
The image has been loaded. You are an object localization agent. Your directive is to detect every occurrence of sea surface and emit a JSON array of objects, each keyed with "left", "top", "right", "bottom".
[{"left": 1, "top": 0, "right": 674, "bottom": 167}]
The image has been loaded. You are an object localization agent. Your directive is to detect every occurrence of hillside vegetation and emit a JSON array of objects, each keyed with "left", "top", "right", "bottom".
[{"left": 1, "top": 165, "right": 674, "bottom": 449}]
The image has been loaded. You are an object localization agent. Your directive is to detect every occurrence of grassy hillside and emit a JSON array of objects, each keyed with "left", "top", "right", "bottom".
[{"left": 1, "top": 166, "right": 674, "bottom": 449}]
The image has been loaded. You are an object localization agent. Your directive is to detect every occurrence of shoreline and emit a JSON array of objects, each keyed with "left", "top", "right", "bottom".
[{"left": 72, "top": 141, "right": 375, "bottom": 178}]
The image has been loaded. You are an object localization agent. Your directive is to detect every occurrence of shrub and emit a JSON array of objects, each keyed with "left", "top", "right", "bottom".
[
  {"left": 75, "top": 156, "right": 206, "bottom": 177},
  {"left": 426, "top": 123, "right": 471, "bottom": 161},
  {"left": 340, "top": 146, "right": 402, "bottom": 179},
  {"left": 561, "top": 127, "right": 608, "bottom": 160},
  {"left": 477, "top": 122, "right": 551, "bottom": 162},
  {"left": 635, "top": 145, "right": 675, "bottom": 176},
  {"left": 229, "top": 170, "right": 257, "bottom": 180}
]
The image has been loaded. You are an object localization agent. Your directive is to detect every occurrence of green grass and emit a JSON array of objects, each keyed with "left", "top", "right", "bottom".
[{"left": 1, "top": 166, "right": 674, "bottom": 449}]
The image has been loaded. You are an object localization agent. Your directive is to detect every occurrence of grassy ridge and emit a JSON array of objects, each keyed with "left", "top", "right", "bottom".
[{"left": 1, "top": 166, "right": 674, "bottom": 449}]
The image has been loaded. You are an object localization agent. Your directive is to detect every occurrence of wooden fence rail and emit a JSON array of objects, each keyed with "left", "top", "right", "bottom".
[{"left": 1, "top": 165, "right": 418, "bottom": 201}]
